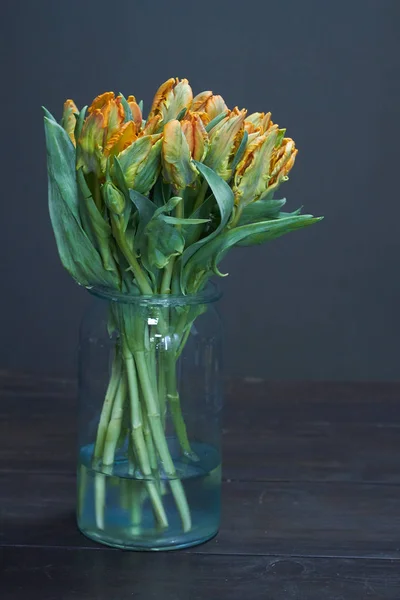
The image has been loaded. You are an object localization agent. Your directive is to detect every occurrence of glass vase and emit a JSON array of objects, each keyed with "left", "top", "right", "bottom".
[{"left": 76, "top": 284, "right": 223, "bottom": 550}]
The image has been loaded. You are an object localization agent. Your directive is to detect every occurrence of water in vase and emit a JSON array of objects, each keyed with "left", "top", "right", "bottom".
[{"left": 77, "top": 440, "right": 221, "bottom": 550}]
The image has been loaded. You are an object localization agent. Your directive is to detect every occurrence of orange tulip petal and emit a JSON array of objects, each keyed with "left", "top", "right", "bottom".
[
  {"left": 88, "top": 91, "right": 115, "bottom": 113},
  {"left": 79, "top": 109, "right": 105, "bottom": 147},
  {"left": 128, "top": 101, "right": 143, "bottom": 130},
  {"left": 182, "top": 114, "right": 208, "bottom": 161},
  {"left": 147, "top": 78, "right": 176, "bottom": 121},
  {"left": 62, "top": 99, "right": 78, "bottom": 145},
  {"left": 141, "top": 114, "right": 162, "bottom": 136},
  {"left": 103, "top": 98, "right": 125, "bottom": 143},
  {"left": 104, "top": 121, "right": 137, "bottom": 157},
  {"left": 205, "top": 95, "right": 228, "bottom": 120},
  {"left": 191, "top": 91, "right": 213, "bottom": 112}
]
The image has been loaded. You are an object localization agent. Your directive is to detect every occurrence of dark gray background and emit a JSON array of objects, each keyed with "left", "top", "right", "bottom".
[{"left": 1, "top": 0, "right": 399, "bottom": 380}]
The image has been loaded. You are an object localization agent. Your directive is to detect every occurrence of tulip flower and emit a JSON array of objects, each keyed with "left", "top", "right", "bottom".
[
  {"left": 104, "top": 121, "right": 137, "bottom": 157},
  {"left": 245, "top": 112, "right": 272, "bottom": 134},
  {"left": 141, "top": 114, "right": 162, "bottom": 136},
  {"left": 61, "top": 99, "right": 78, "bottom": 145},
  {"left": 162, "top": 120, "right": 198, "bottom": 191},
  {"left": 118, "top": 134, "right": 163, "bottom": 194},
  {"left": 265, "top": 138, "right": 298, "bottom": 196},
  {"left": 181, "top": 113, "right": 209, "bottom": 161},
  {"left": 191, "top": 91, "right": 228, "bottom": 122},
  {"left": 147, "top": 78, "right": 193, "bottom": 127},
  {"left": 204, "top": 108, "right": 246, "bottom": 180},
  {"left": 77, "top": 93, "right": 137, "bottom": 175},
  {"left": 76, "top": 109, "right": 106, "bottom": 176},
  {"left": 233, "top": 125, "right": 279, "bottom": 208},
  {"left": 126, "top": 95, "right": 143, "bottom": 131}
]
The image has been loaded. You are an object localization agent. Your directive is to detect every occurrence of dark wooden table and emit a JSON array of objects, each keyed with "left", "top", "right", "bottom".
[{"left": 1, "top": 373, "right": 400, "bottom": 599}]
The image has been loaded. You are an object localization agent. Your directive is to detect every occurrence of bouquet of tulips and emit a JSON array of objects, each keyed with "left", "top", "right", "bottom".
[{"left": 44, "top": 77, "right": 321, "bottom": 537}]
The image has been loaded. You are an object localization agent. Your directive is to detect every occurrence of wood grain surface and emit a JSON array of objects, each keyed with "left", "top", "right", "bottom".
[{"left": 1, "top": 372, "right": 399, "bottom": 598}]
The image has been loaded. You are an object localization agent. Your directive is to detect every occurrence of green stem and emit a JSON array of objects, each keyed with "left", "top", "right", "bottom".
[
  {"left": 134, "top": 349, "right": 192, "bottom": 532},
  {"left": 123, "top": 343, "right": 168, "bottom": 529},
  {"left": 160, "top": 192, "right": 184, "bottom": 294},
  {"left": 94, "top": 472, "right": 106, "bottom": 530},
  {"left": 92, "top": 350, "right": 122, "bottom": 465},
  {"left": 158, "top": 348, "right": 167, "bottom": 426},
  {"left": 94, "top": 372, "right": 127, "bottom": 530},
  {"left": 192, "top": 179, "right": 208, "bottom": 213},
  {"left": 142, "top": 400, "right": 158, "bottom": 474},
  {"left": 93, "top": 177, "right": 102, "bottom": 212},
  {"left": 160, "top": 258, "right": 176, "bottom": 294},
  {"left": 130, "top": 481, "right": 145, "bottom": 533},
  {"left": 111, "top": 215, "right": 153, "bottom": 295},
  {"left": 125, "top": 434, "right": 145, "bottom": 530},
  {"left": 228, "top": 204, "right": 243, "bottom": 229},
  {"left": 165, "top": 351, "right": 196, "bottom": 459},
  {"left": 102, "top": 374, "right": 127, "bottom": 466}
]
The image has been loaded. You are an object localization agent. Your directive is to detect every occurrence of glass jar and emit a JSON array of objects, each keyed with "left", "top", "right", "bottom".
[{"left": 76, "top": 284, "right": 223, "bottom": 550}]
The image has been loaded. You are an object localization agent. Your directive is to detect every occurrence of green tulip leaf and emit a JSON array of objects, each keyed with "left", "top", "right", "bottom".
[
  {"left": 237, "top": 198, "right": 287, "bottom": 226},
  {"left": 152, "top": 176, "right": 171, "bottom": 207},
  {"left": 42, "top": 106, "right": 57, "bottom": 122},
  {"left": 176, "top": 107, "right": 187, "bottom": 121},
  {"left": 145, "top": 218, "right": 185, "bottom": 269},
  {"left": 162, "top": 216, "right": 210, "bottom": 225},
  {"left": 230, "top": 130, "right": 248, "bottom": 174},
  {"left": 205, "top": 112, "right": 228, "bottom": 133},
  {"left": 129, "top": 189, "right": 157, "bottom": 246},
  {"left": 77, "top": 168, "right": 110, "bottom": 240},
  {"left": 234, "top": 215, "right": 323, "bottom": 247},
  {"left": 44, "top": 117, "right": 117, "bottom": 288},
  {"left": 181, "top": 194, "right": 215, "bottom": 249},
  {"left": 181, "top": 162, "right": 234, "bottom": 266},
  {"left": 112, "top": 157, "right": 132, "bottom": 231},
  {"left": 74, "top": 106, "right": 87, "bottom": 144},
  {"left": 44, "top": 117, "right": 80, "bottom": 221},
  {"left": 153, "top": 196, "right": 182, "bottom": 218},
  {"left": 279, "top": 206, "right": 303, "bottom": 218},
  {"left": 76, "top": 168, "right": 119, "bottom": 277},
  {"left": 183, "top": 215, "right": 322, "bottom": 291},
  {"left": 118, "top": 93, "right": 133, "bottom": 122}
]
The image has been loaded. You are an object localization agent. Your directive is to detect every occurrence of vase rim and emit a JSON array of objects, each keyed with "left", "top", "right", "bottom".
[{"left": 87, "top": 281, "right": 222, "bottom": 306}]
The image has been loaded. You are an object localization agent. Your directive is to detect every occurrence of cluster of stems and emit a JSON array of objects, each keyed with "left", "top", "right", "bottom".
[{"left": 84, "top": 302, "right": 200, "bottom": 533}]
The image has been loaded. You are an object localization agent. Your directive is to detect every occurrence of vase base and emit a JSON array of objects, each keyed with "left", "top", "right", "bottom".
[{"left": 78, "top": 524, "right": 218, "bottom": 551}]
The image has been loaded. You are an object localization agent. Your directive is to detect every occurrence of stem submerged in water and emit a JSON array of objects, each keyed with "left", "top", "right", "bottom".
[
  {"left": 123, "top": 343, "right": 169, "bottom": 529},
  {"left": 134, "top": 349, "right": 192, "bottom": 532},
  {"left": 89, "top": 298, "right": 196, "bottom": 535}
]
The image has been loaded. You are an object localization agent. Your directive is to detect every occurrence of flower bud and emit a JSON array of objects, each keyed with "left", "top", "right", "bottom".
[
  {"left": 204, "top": 109, "right": 246, "bottom": 180},
  {"left": 181, "top": 113, "right": 209, "bottom": 161},
  {"left": 191, "top": 92, "right": 228, "bottom": 120},
  {"left": 118, "top": 134, "right": 163, "bottom": 194},
  {"left": 61, "top": 99, "right": 78, "bottom": 145},
  {"left": 233, "top": 126, "right": 279, "bottom": 208},
  {"left": 245, "top": 112, "right": 272, "bottom": 134},
  {"left": 191, "top": 91, "right": 213, "bottom": 112},
  {"left": 102, "top": 96, "right": 125, "bottom": 143},
  {"left": 266, "top": 139, "right": 298, "bottom": 195},
  {"left": 162, "top": 120, "right": 197, "bottom": 190},
  {"left": 76, "top": 109, "right": 105, "bottom": 175},
  {"left": 126, "top": 95, "right": 143, "bottom": 131},
  {"left": 102, "top": 180, "right": 125, "bottom": 215}
]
